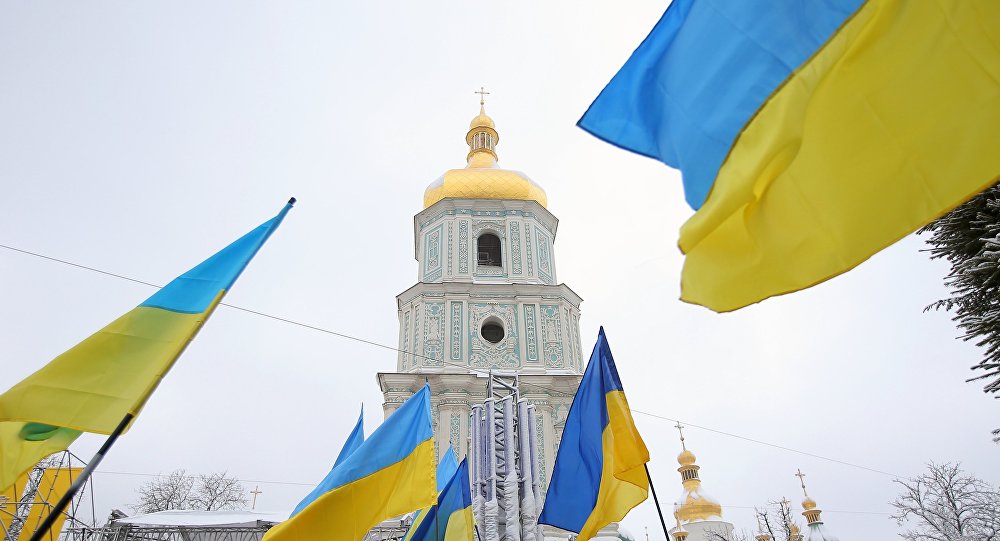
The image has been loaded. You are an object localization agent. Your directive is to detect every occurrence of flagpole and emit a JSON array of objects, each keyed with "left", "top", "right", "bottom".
[
  {"left": 644, "top": 464, "right": 671, "bottom": 541},
  {"left": 28, "top": 413, "right": 134, "bottom": 541}
]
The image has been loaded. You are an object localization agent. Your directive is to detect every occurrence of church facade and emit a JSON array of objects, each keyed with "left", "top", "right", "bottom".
[{"left": 377, "top": 99, "right": 584, "bottom": 488}]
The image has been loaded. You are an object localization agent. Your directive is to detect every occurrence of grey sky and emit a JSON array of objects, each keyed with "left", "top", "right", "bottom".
[{"left": 1, "top": 2, "right": 996, "bottom": 540}]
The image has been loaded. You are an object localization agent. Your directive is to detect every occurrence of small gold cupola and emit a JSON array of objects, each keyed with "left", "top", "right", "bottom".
[
  {"left": 669, "top": 512, "right": 689, "bottom": 541},
  {"left": 672, "top": 422, "right": 724, "bottom": 523},
  {"left": 796, "top": 469, "right": 823, "bottom": 525},
  {"left": 780, "top": 497, "right": 804, "bottom": 541},
  {"left": 466, "top": 87, "right": 499, "bottom": 165}
]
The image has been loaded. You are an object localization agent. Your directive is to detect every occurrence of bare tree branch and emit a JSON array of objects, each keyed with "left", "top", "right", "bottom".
[
  {"left": 131, "top": 470, "right": 248, "bottom": 514},
  {"left": 891, "top": 462, "right": 1000, "bottom": 541}
]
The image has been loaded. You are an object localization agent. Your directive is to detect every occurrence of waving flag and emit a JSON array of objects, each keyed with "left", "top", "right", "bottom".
[
  {"left": 580, "top": 0, "right": 1000, "bottom": 312},
  {"left": 407, "top": 458, "right": 474, "bottom": 541},
  {"left": 265, "top": 385, "right": 436, "bottom": 541},
  {"left": 290, "top": 405, "right": 366, "bottom": 517},
  {"left": 539, "top": 328, "right": 649, "bottom": 541},
  {"left": 0, "top": 200, "right": 293, "bottom": 492}
]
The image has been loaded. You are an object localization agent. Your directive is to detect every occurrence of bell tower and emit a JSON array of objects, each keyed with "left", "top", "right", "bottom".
[{"left": 378, "top": 94, "right": 583, "bottom": 488}]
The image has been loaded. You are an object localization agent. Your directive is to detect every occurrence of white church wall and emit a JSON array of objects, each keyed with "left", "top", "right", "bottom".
[
  {"left": 395, "top": 290, "right": 582, "bottom": 373},
  {"left": 413, "top": 199, "right": 558, "bottom": 286},
  {"left": 684, "top": 521, "right": 735, "bottom": 541}
]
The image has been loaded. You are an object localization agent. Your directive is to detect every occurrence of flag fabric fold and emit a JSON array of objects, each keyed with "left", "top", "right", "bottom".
[
  {"left": 264, "top": 385, "right": 437, "bottom": 541},
  {"left": 0, "top": 201, "right": 293, "bottom": 491},
  {"left": 538, "top": 327, "right": 649, "bottom": 541},
  {"left": 580, "top": 0, "right": 1000, "bottom": 312},
  {"left": 406, "top": 458, "right": 474, "bottom": 541},
  {"left": 404, "top": 447, "right": 460, "bottom": 541}
]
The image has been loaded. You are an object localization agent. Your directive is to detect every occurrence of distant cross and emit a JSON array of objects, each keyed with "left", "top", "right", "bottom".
[
  {"left": 250, "top": 485, "right": 263, "bottom": 510},
  {"left": 780, "top": 497, "right": 792, "bottom": 511},
  {"left": 475, "top": 86, "right": 490, "bottom": 106},
  {"left": 674, "top": 421, "right": 687, "bottom": 450},
  {"left": 795, "top": 469, "right": 809, "bottom": 497}
]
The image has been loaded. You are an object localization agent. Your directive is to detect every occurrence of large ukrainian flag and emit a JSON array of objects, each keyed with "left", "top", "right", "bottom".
[
  {"left": 538, "top": 328, "right": 649, "bottom": 541},
  {"left": 265, "top": 385, "right": 437, "bottom": 541},
  {"left": 580, "top": 0, "right": 1000, "bottom": 312},
  {"left": 0, "top": 200, "right": 293, "bottom": 492},
  {"left": 406, "top": 458, "right": 474, "bottom": 541}
]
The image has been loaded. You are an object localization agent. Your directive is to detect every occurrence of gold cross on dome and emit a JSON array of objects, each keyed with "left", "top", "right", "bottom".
[
  {"left": 674, "top": 421, "right": 687, "bottom": 450},
  {"left": 250, "top": 485, "right": 263, "bottom": 510},
  {"left": 475, "top": 86, "right": 490, "bottom": 106},
  {"left": 795, "top": 469, "right": 809, "bottom": 497}
]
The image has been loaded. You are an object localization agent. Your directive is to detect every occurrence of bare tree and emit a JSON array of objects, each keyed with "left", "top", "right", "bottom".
[
  {"left": 189, "top": 471, "right": 249, "bottom": 511},
  {"left": 131, "top": 470, "right": 248, "bottom": 513},
  {"left": 891, "top": 462, "right": 1000, "bottom": 541},
  {"left": 132, "top": 470, "right": 195, "bottom": 513},
  {"left": 704, "top": 501, "right": 802, "bottom": 541}
]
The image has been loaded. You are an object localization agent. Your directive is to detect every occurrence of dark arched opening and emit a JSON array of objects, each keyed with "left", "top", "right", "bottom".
[{"left": 477, "top": 233, "right": 502, "bottom": 267}]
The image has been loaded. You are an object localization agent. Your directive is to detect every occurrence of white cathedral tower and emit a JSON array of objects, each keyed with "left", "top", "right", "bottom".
[{"left": 378, "top": 95, "right": 584, "bottom": 488}]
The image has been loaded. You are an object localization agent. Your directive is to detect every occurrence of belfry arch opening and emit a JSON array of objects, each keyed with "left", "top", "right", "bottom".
[{"left": 477, "top": 233, "right": 502, "bottom": 267}]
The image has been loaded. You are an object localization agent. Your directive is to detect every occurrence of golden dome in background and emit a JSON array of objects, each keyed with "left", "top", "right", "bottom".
[
  {"left": 678, "top": 449, "right": 697, "bottom": 466},
  {"left": 469, "top": 105, "right": 496, "bottom": 130},
  {"left": 423, "top": 92, "right": 547, "bottom": 209}
]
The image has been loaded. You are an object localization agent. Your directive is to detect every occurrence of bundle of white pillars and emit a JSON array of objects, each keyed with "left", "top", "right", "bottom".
[{"left": 469, "top": 398, "right": 545, "bottom": 541}]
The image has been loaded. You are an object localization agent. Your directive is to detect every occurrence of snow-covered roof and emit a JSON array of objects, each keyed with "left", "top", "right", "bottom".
[{"left": 115, "top": 509, "right": 289, "bottom": 527}]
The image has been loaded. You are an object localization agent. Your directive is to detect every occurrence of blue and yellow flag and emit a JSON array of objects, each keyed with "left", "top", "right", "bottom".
[
  {"left": 290, "top": 406, "right": 366, "bottom": 517},
  {"left": 539, "top": 328, "right": 648, "bottom": 541},
  {"left": 404, "top": 447, "right": 460, "bottom": 541},
  {"left": 0, "top": 200, "right": 293, "bottom": 492},
  {"left": 407, "top": 458, "right": 474, "bottom": 541},
  {"left": 580, "top": 0, "right": 1000, "bottom": 312},
  {"left": 265, "top": 385, "right": 437, "bottom": 541}
]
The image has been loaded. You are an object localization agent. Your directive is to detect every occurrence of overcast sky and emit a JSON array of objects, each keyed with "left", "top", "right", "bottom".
[{"left": 1, "top": 2, "right": 996, "bottom": 540}]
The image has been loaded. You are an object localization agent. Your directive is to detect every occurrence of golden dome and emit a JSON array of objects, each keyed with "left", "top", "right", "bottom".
[
  {"left": 802, "top": 497, "right": 817, "bottom": 510},
  {"left": 423, "top": 100, "right": 547, "bottom": 209},
  {"left": 678, "top": 450, "right": 697, "bottom": 466},
  {"left": 674, "top": 492, "right": 723, "bottom": 522},
  {"left": 469, "top": 105, "right": 496, "bottom": 130},
  {"left": 424, "top": 169, "right": 547, "bottom": 208}
]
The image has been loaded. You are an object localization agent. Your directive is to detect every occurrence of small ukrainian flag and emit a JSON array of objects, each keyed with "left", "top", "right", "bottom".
[
  {"left": 407, "top": 458, "right": 474, "bottom": 541},
  {"left": 265, "top": 385, "right": 437, "bottom": 541},
  {"left": 539, "top": 328, "right": 649, "bottom": 541}
]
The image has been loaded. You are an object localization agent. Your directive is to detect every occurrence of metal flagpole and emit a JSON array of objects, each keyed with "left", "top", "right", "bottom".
[
  {"left": 28, "top": 413, "right": 134, "bottom": 541},
  {"left": 644, "top": 464, "right": 671, "bottom": 541}
]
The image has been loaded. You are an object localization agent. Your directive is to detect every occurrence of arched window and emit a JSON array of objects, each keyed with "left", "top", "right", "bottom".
[{"left": 477, "top": 233, "right": 502, "bottom": 267}]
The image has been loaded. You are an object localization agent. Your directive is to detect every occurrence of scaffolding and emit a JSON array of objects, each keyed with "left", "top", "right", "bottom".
[
  {"left": 2, "top": 451, "right": 94, "bottom": 541},
  {"left": 63, "top": 513, "right": 410, "bottom": 541},
  {"left": 469, "top": 373, "right": 545, "bottom": 541},
  {"left": 65, "top": 524, "right": 272, "bottom": 541}
]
